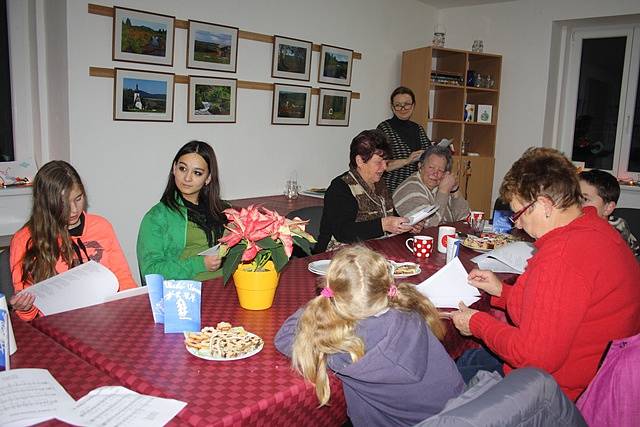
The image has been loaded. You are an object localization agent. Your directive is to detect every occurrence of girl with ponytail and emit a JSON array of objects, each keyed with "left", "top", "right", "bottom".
[{"left": 275, "top": 246, "right": 462, "bottom": 426}]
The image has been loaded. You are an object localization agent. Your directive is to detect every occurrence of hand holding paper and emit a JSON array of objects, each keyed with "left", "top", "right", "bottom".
[{"left": 416, "top": 258, "right": 480, "bottom": 308}]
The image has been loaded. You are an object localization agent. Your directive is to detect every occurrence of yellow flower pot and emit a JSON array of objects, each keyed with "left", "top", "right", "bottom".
[{"left": 233, "top": 261, "right": 280, "bottom": 310}]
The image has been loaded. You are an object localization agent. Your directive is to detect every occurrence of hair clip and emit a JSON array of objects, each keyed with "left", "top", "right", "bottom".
[
  {"left": 387, "top": 285, "right": 398, "bottom": 298},
  {"left": 320, "top": 287, "right": 334, "bottom": 298}
]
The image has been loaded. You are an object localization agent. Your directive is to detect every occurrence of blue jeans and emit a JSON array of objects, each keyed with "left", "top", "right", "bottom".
[{"left": 456, "top": 348, "right": 504, "bottom": 383}]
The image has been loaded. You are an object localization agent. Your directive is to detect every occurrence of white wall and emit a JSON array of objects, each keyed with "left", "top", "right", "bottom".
[
  {"left": 437, "top": 0, "right": 640, "bottom": 204},
  {"left": 55, "top": 0, "right": 437, "bottom": 280}
]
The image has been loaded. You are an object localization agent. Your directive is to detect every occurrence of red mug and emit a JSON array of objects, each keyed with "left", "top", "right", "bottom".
[{"left": 405, "top": 236, "right": 434, "bottom": 258}]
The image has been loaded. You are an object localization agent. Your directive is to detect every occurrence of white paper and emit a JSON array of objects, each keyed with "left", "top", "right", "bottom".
[
  {"left": 57, "top": 386, "right": 187, "bottom": 427},
  {"left": 471, "top": 242, "right": 535, "bottom": 274},
  {"left": 197, "top": 243, "right": 220, "bottom": 256},
  {"left": 103, "top": 285, "right": 148, "bottom": 302},
  {"left": 0, "top": 368, "right": 75, "bottom": 427},
  {"left": 416, "top": 258, "right": 480, "bottom": 308},
  {"left": 406, "top": 205, "right": 438, "bottom": 226},
  {"left": 21, "top": 261, "right": 118, "bottom": 315}
]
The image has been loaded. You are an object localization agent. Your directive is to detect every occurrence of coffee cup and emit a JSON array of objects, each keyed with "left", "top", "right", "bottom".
[
  {"left": 437, "top": 226, "right": 456, "bottom": 253},
  {"left": 405, "top": 236, "right": 434, "bottom": 258}
]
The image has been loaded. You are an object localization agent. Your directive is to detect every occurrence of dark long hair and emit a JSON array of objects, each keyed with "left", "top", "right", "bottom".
[
  {"left": 160, "top": 140, "right": 226, "bottom": 223},
  {"left": 21, "top": 160, "right": 86, "bottom": 284}
]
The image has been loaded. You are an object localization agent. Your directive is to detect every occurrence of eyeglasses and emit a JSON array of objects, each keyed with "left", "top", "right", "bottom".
[
  {"left": 509, "top": 200, "right": 536, "bottom": 224},
  {"left": 392, "top": 103, "right": 414, "bottom": 111}
]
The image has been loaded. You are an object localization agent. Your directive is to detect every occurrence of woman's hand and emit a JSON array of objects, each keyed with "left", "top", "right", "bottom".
[
  {"left": 204, "top": 255, "right": 222, "bottom": 272},
  {"left": 407, "top": 149, "right": 425, "bottom": 164},
  {"left": 438, "top": 171, "right": 458, "bottom": 194},
  {"left": 410, "top": 222, "right": 423, "bottom": 234},
  {"left": 467, "top": 269, "right": 503, "bottom": 297},
  {"left": 381, "top": 216, "right": 413, "bottom": 234},
  {"left": 10, "top": 292, "right": 35, "bottom": 312},
  {"left": 451, "top": 302, "right": 478, "bottom": 336}
]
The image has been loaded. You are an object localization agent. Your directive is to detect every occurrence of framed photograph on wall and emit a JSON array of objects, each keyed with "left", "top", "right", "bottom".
[
  {"left": 272, "top": 84, "right": 311, "bottom": 125},
  {"left": 113, "top": 7, "right": 175, "bottom": 66},
  {"left": 188, "top": 76, "right": 237, "bottom": 123},
  {"left": 187, "top": 20, "right": 238, "bottom": 72},
  {"left": 317, "top": 88, "right": 351, "bottom": 126},
  {"left": 477, "top": 104, "right": 493, "bottom": 123},
  {"left": 271, "top": 35, "right": 313, "bottom": 81},
  {"left": 114, "top": 68, "right": 175, "bottom": 121},
  {"left": 318, "top": 44, "right": 353, "bottom": 86}
]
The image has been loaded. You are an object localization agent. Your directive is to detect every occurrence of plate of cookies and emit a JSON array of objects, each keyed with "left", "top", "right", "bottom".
[
  {"left": 389, "top": 261, "right": 422, "bottom": 278},
  {"left": 184, "top": 321, "right": 264, "bottom": 361},
  {"left": 462, "top": 232, "right": 520, "bottom": 253}
]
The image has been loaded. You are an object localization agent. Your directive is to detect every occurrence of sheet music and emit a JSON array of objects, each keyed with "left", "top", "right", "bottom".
[
  {"left": 416, "top": 258, "right": 480, "bottom": 308},
  {"left": 0, "top": 369, "right": 186, "bottom": 427},
  {"left": 472, "top": 242, "right": 535, "bottom": 274},
  {"left": 21, "top": 261, "right": 119, "bottom": 315},
  {"left": 58, "top": 386, "right": 187, "bottom": 427},
  {"left": 0, "top": 368, "right": 74, "bottom": 427}
]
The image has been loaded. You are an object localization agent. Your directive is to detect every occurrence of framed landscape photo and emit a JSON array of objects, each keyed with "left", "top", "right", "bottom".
[
  {"left": 271, "top": 35, "right": 312, "bottom": 81},
  {"left": 272, "top": 84, "right": 311, "bottom": 125},
  {"left": 187, "top": 20, "right": 238, "bottom": 72},
  {"left": 114, "top": 68, "right": 175, "bottom": 121},
  {"left": 317, "top": 88, "right": 351, "bottom": 126},
  {"left": 113, "top": 7, "right": 175, "bottom": 66},
  {"left": 188, "top": 76, "right": 237, "bottom": 123},
  {"left": 318, "top": 44, "right": 353, "bottom": 86}
]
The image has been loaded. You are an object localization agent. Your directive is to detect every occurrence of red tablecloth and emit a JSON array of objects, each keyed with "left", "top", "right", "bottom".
[
  {"left": 30, "top": 258, "right": 346, "bottom": 427},
  {"left": 27, "top": 226, "right": 493, "bottom": 427}
]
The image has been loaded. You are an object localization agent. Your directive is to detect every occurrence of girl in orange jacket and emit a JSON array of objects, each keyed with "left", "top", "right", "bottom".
[{"left": 9, "top": 161, "right": 136, "bottom": 320}]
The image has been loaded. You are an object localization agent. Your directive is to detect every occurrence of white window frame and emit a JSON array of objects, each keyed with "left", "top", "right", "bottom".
[{"left": 559, "top": 24, "right": 640, "bottom": 180}]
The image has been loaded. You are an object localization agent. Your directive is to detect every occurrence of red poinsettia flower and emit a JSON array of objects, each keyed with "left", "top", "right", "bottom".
[{"left": 218, "top": 205, "right": 317, "bottom": 284}]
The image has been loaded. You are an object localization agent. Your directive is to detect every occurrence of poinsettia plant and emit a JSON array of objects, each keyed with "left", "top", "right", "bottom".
[{"left": 218, "top": 205, "right": 317, "bottom": 284}]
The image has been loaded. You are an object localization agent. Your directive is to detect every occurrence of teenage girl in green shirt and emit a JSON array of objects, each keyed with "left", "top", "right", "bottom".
[{"left": 137, "top": 141, "right": 227, "bottom": 281}]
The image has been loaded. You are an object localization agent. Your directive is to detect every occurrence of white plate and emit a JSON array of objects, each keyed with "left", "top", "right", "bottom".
[
  {"left": 461, "top": 241, "right": 492, "bottom": 253},
  {"left": 389, "top": 261, "right": 422, "bottom": 278},
  {"left": 185, "top": 332, "right": 264, "bottom": 361},
  {"left": 308, "top": 260, "right": 331, "bottom": 275}
]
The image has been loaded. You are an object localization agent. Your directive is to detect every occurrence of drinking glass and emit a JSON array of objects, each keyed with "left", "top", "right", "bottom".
[{"left": 284, "top": 180, "right": 299, "bottom": 199}]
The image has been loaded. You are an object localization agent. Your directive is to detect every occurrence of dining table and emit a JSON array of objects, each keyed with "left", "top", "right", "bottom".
[{"left": 11, "top": 223, "right": 500, "bottom": 427}]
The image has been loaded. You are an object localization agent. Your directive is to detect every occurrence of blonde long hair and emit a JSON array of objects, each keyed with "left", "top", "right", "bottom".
[{"left": 291, "top": 246, "right": 444, "bottom": 406}]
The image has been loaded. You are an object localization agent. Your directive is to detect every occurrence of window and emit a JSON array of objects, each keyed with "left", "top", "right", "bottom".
[
  {"left": 560, "top": 24, "right": 640, "bottom": 179},
  {"left": 0, "top": 0, "right": 13, "bottom": 161}
]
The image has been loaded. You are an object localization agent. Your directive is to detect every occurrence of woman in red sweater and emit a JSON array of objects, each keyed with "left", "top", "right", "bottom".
[
  {"left": 451, "top": 147, "right": 640, "bottom": 401},
  {"left": 9, "top": 161, "right": 136, "bottom": 321}
]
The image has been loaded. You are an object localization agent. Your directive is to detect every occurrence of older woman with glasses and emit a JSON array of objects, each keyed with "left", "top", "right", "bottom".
[
  {"left": 377, "top": 86, "right": 432, "bottom": 193},
  {"left": 450, "top": 147, "right": 640, "bottom": 401},
  {"left": 392, "top": 145, "right": 469, "bottom": 227}
]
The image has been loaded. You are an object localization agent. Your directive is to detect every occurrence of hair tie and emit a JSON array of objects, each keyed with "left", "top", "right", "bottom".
[
  {"left": 320, "top": 287, "right": 334, "bottom": 298},
  {"left": 387, "top": 285, "right": 398, "bottom": 298}
]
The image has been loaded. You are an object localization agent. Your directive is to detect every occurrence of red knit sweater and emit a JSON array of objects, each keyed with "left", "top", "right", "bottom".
[{"left": 470, "top": 207, "right": 640, "bottom": 401}]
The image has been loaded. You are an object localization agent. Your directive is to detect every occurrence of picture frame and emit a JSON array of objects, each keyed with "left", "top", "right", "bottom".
[
  {"left": 271, "top": 35, "right": 313, "bottom": 81},
  {"left": 272, "top": 84, "right": 312, "bottom": 125},
  {"left": 318, "top": 44, "right": 353, "bottom": 86},
  {"left": 188, "top": 76, "right": 237, "bottom": 123},
  {"left": 114, "top": 68, "right": 175, "bottom": 122},
  {"left": 317, "top": 88, "right": 352, "bottom": 126},
  {"left": 113, "top": 7, "right": 175, "bottom": 66},
  {"left": 477, "top": 104, "right": 493, "bottom": 123},
  {"left": 187, "top": 20, "right": 238, "bottom": 73},
  {"left": 464, "top": 103, "right": 475, "bottom": 122}
]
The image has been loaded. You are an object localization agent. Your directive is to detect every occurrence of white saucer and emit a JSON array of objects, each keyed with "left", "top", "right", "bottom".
[{"left": 308, "top": 260, "right": 331, "bottom": 275}]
